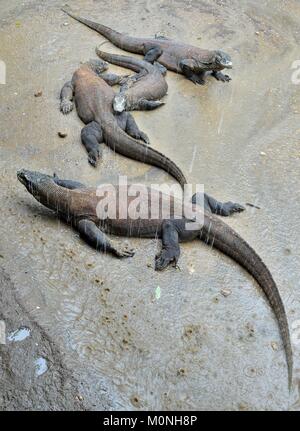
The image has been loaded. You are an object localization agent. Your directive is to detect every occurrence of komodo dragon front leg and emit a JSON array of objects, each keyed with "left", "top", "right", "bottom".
[
  {"left": 179, "top": 59, "right": 206, "bottom": 85},
  {"left": 155, "top": 220, "right": 181, "bottom": 271},
  {"left": 211, "top": 70, "right": 231, "bottom": 82},
  {"left": 81, "top": 121, "right": 104, "bottom": 167},
  {"left": 77, "top": 219, "right": 135, "bottom": 258},
  {"left": 192, "top": 192, "right": 245, "bottom": 216},
  {"left": 60, "top": 81, "right": 74, "bottom": 114}
]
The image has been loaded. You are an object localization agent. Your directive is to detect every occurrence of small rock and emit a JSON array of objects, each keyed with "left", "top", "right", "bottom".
[
  {"left": 34, "top": 90, "right": 42, "bottom": 97},
  {"left": 76, "top": 394, "right": 84, "bottom": 401},
  {"left": 187, "top": 263, "right": 195, "bottom": 274},
  {"left": 255, "top": 31, "right": 260, "bottom": 35},
  {"left": 271, "top": 341, "right": 279, "bottom": 351},
  {"left": 130, "top": 395, "right": 141, "bottom": 407},
  {"left": 58, "top": 130, "right": 68, "bottom": 138},
  {"left": 63, "top": 22, "right": 69, "bottom": 26},
  {"left": 260, "top": 151, "right": 266, "bottom": 156},
  {"left": 221, "top": 288, "right": 232, "bottom": 297}
]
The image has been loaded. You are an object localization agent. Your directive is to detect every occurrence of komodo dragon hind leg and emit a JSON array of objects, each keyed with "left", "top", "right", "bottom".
[
  {"left": 192, "top": 192, "right": 245, "bottom": 216},
  {"left": 155, "top": 220, "right": 180, "bottom": 271},
  {"left": 134, "top": 99, "right": 165, "bottom": 111},
  {"left": 77, "top": 219, "right": 135, "bottom": 258},
  {"left": 60, "top": 81, "right": 74, "bottom": 114},
  {"left": 81, "top": 121, "right": 104, "bottom": 167},
  {"left": 144, "top": 46, "right": 163, "bottom": 63},
  {"left": 53, "top": 173, "right": 86, "bottom": 190},
  {"left": 153, "top": 61, "right": 167, "bottom": 76},
  {"left": 125, "top": 113, "right": 150, "bottom": 144},
  {"left": 98, "top": 72, "right": 130, "bottom": 86}
]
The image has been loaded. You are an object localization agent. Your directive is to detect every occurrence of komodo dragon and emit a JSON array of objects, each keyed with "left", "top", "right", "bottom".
[
  {"left": 60, "top": 59, "right": 185, "bottom": 185},
  {"left": 17, "top": 169, "right": 292, "bottom": 388},
  {"left": 62, "top": 8, "right": 232, "bottom": 85},
  {"left": 95, "top": 47, "right": 168, "bottom": 112}
]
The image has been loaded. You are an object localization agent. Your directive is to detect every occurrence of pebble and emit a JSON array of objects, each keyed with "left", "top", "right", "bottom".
[
  {"left": 221, "top": 288, "right": 232, "bottom": 297},
  {"left": 271, "top": 341, "right": 279, "bottom": 351},
  {"left": 260, "top": 151, "right": 266, "bottom": 156},
  {"left": 58, "top": 130, "right": 68, "bottom": 138},
  {"left": 34, "top": 90, "right": 42, "bottom": 97}
]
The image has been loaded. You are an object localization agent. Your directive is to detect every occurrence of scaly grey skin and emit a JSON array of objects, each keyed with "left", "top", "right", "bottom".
[
  {"left": 62, "top": 8, "right": 232, "bottom": 85},
  {"left": 95, "top": 47, "right": 168, "bottom": 112},
  {"left": 59, "top": 59, "right": 186, "bottom": 187},
  {"left": 17, "top": 169, "right": 292, "bottom": 389}
]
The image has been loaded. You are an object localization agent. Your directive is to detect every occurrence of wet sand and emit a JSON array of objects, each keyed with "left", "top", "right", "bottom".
[{"left": 0, "top": 0, "right": 300, "bottom": 410}]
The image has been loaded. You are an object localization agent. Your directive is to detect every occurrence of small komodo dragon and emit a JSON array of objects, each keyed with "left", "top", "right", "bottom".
[
  {"left": 60, "top": 59, "right": 184, "bottom": 185},
  {"left": 62, "top": 8, "right": 232, "bottom": 85},
  {"left": 17, "top": 169, "right": 292, "bottom": 389},
  {"left": 96, "top": 47, "right": 168, "bottom": 112}
]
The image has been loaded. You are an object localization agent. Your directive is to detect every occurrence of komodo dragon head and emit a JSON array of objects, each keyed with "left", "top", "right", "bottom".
[
  {"left": 17, "top": 170, "right": 61, "bottom": 212},
  {"left": 84, "top": 58, "right": 109, "bottom": 75},
  {"left": 213, "top": 50, "right": 233, "bottom": 69}
]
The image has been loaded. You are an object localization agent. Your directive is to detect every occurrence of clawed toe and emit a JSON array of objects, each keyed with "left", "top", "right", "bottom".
[
  {"left": 190, "top": 77, "right": 205, "bottom": 85},
  {"left": 88, "top": 151, "right": 100, "bottom": 167},
  {"left": 116, "top": 248, "right": 135, "bottom": 258},
  {"left": 60, "top": 101, "right": 73, "bottom": 114},
  {"left": 155, "top": 249, "right": 179, "bottom": 271},
  {"left": 222, "top": 74, "right": 231, "bottom": 82},
  {"left": 140, "top": 133, "right": 150, "bottom": 145},
  {"left": 223, "top": 202, "right": 245, "bottom": 215}
]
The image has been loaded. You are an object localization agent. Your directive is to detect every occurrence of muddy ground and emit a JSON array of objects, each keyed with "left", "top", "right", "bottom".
[{"left": 0, "top": 0, "right": 300, "bottom": 411}]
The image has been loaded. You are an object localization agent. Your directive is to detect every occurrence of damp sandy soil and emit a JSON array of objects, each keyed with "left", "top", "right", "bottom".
[{"left": 0, "top": 0, "right": 300, "bottom": 411}]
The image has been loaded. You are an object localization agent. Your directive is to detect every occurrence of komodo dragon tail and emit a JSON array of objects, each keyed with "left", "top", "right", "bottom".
[
  {"left": 96, "top": 48, "right": 148, "bottom": 73},
  {"left": 202, "top": 213, "right": 293, "bottom": 389},
  {"left": 102, "top": 120, "right": 186, "bottom": 189},
  {"left": 62, "top": 8, "right": 144, "bottom": 54}
]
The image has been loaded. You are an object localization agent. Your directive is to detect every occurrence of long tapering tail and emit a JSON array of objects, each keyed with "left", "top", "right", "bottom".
[
  {"left": 96, "top": 47, "right": 148, "bottom": 73},
  {"left": 202, "top": 213, "right": 293, "bottom": 389},
  {"left": 62, "top": 8, "right": 144, "bottom": 53},
  {"left": 102, "top": 119, "right": 187, "bottom": 189}
]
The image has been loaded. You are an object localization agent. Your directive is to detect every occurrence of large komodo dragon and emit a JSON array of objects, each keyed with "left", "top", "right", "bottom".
[
  {"left": 62, "top": 8, "right": 233, "bottom": 85},
  {"left": 17, "top": 169, "right": 292, "bottom": 388},
  {"left": 95, "top": 47, "right": 168, "bottom": 112},
  {"left": 60, "top": 59, "right": 184, "bottom": 183}
]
